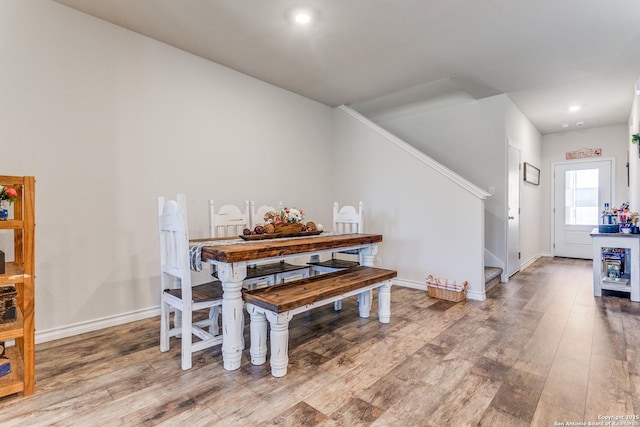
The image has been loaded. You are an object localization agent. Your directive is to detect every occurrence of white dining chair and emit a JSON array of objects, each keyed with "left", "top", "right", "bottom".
[
  {"left": 159, "top": 194, "right": 223, "bottom": 370},
  {"left": 308, "top": 201, "right": 364, "bottom": 311},
  {"left": 208, "top": 200, "right": 271, "bottom": 288},
  {"left": 209, "top": 200, "right": 251, "bottom": 238},
  {"left": 309, "top": 201, "right": 364, "bottom": 274},
  {"left": 209, "top": 200, "right": 309, "bottom": 289}
]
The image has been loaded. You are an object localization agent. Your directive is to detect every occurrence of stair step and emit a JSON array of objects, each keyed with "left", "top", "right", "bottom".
[{"left": 484, "top": 266, "right": 502, "bottom": 292}]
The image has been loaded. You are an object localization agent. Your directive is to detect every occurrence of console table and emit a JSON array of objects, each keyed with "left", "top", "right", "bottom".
[{"left": 590, "top": 229, "right": 640, "bottom": 302}]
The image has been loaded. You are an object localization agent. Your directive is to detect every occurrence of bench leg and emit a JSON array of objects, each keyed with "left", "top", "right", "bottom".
[
  {"left": 247, "top": 305, "right": 267, "bottom": 365},
  {"left": 378, "top": 282, "right": 392, "bottom": 323},
  {"left": 268, "top": 316, "right": 291, "bottom": 377},
  {"left": 358, "top": 290, "right": 371, "bottom": 318}
]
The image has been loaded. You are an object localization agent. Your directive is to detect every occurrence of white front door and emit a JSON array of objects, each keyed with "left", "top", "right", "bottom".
[
  {"left": 554, "top": 159, "right": 613, "bottom": 259},
  {"left": 507, "top": 144, "right": 521, "bottom": 277}
]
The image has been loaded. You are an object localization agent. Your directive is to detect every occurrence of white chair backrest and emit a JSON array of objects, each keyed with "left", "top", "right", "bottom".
[
  {"left": 158, "top": 194, "right": 191, "bottom": 289},
  {"left": 250, "top": 201, "right": 279, "bottom": 228},
  {"left": 209, "top": 200, "right": 250, "bottom": 237},
  {"left": 332, "top": 201, "right": 364, "bottom": 234}
]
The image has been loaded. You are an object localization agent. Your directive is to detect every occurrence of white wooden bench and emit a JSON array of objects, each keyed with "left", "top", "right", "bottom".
[{"left": 243, "top": 266, "right": 397, "bottom": 377}]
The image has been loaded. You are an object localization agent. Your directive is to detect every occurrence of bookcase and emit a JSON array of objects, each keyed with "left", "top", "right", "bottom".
[{"left": 0, "top": 176, "right": 35, "bottom": 397}]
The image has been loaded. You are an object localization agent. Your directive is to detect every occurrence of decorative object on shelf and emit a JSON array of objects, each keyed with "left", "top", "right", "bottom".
[
  {"left": 633, "top": 133, "right": 640, "bottom": 158},
  {"left": 0, "top": 250, "right": 3, "bottom": 274},
  {"left": 599, "top": 201, "right": 638, "bottom": 233},
  {"left": 0, "top": 341, "right": 7, "bottom": 379},
  {"left": 0, "top": 185, "right": 17, "bottom": 221},
  {"left": 565, "top": 147, "right": 602, "bottom": 160},
  {"left": 0, "top": 285, "right": 17, "bottom": 324},
  {"left": 523, "top": 162, "right": 540, "bottom": 185},
  {"left": 0, "top": 356, "right": 10, "bottom": 378}
]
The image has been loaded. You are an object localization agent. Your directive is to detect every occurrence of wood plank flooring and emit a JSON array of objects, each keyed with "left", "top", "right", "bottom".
[{"left": 0, "top": 257, "right": 638, "bottom": 426}]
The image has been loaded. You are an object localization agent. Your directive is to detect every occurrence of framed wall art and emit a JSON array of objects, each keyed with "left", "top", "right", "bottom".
[{"left": 524, "top": 162, "right": 540, "bottom": 185}]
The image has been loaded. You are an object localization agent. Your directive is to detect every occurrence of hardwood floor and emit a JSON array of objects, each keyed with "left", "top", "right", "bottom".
[{"left": 0, "top": 257, "right": 638, "bottom": 426}]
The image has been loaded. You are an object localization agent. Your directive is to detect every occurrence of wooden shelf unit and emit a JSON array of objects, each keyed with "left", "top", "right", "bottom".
[{"left": 0, "top": 175, "right": 35, "bottom": 397}]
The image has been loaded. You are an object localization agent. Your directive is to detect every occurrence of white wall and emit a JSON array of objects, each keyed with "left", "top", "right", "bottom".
[
  {"left": 359, "top": 95, "right": 510, "bottom": 269},
  {"left": 541, "top": 124, "right": 630, "bottom": 255},
  {"left": 505, "top": 98, "right": 543, "bottom": 268},
  {"left": 333, "top": 107, "right": 488, "bottom": 300},
  {"left": 0, "top": 0, "right": 334, "bottom": 338}
]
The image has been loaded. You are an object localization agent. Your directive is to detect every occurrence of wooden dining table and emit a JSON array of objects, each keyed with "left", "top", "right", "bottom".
[{"left": 193, "top": 232, "right": 383, "bottom": 371}]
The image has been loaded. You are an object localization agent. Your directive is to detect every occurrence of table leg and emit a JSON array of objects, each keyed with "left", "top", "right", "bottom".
[
  {"left": 361, "top": 243, "right": 379, "bottom": 307},
  {"left": 218, "top": 262, "right": 247, "bottom": 371},
  {"left": 362, "top": 243, "right": 378, "bottom": 267}
]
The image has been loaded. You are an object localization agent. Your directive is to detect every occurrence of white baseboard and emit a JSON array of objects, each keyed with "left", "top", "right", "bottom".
[
  {"left": 520, "top": 254, "right": 542, "bottom": 271},
  {"left": 36, "top": 307, "right": 160, "bottom": 344},
  {"left": 393, "top": 278, "right": 426, "bottom": 291},
  {"left": 394, "top": 278, "right": 486, "bottom": 301},
  {"left": 466, "top": 289, "right": 486, "bottom": 301}
]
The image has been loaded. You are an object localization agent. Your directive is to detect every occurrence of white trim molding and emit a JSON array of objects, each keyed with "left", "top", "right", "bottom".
[
  {"left": 394, "top": 278, "right": 486, "bottom": 301},
  {"left": 394, "top": 278, "right": 426, "bottom": 291},
  {"left": 520, "top": 253, "right": 543, "bottom": 271},
  {"left": 550, "top": 157, "right": 616, "bottom": 258},
  {"left": 36, "top": 307, "right": 160, "bottom": 344}
]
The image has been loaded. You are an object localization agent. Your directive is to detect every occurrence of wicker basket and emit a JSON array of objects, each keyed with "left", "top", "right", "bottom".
[
  {"left": 426, "top": 276, "right": 468, "bottom": 302},
  {"left": 0, "top": 286, "right": 17, "bottom": 324},
  {"left": 427, "top": 285, "right": 467, "bottom": 302}
]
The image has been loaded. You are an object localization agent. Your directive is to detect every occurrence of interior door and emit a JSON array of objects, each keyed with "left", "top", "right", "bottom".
[
  {"left": 554, "top": 159, "right": 612, "bottom": 259},
  {"left": 507, "top": 144, "right": 521, "bottom": 277}
]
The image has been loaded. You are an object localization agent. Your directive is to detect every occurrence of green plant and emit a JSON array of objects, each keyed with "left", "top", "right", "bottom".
[
  {"left": 633, "top": 133, "right": 640, "bottom": 145},
  {"left": 0, "top": 186, "right": 18, "bottom": 203}
]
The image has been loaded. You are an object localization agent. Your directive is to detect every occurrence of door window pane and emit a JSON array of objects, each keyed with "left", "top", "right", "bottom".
[{"left": 565, "top": 169, "right": 599, "bottom": 225}]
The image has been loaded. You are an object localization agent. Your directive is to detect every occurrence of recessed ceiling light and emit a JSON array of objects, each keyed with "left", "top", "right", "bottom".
[
  {"left": 568, "top": 105, "right": 581, "bottom": 112},
  {"left": 294, "top": 12, "right": 312, "bottom": 24},
  {"left": 576, "top": 121, "right": 585, "bottom": 127},
  {"left": 562, "top": 123, "right": 570, "bottom": 128}
]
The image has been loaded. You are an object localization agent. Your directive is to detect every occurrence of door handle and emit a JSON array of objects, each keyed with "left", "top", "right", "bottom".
[{"left": 508, "top": 216, "right": 515, "bottom": 220}]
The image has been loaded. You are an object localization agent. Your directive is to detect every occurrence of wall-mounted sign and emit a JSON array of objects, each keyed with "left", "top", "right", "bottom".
[{"left": 565, "top": 148, "right": 602, "bottom": 160}]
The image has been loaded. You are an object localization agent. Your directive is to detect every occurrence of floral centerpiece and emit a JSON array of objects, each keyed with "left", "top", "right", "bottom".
[
  {"left": 265, "top": 208, "right": 305, "bottom": 233},
  {"left": 267, "top": 208, "right": 304, "bottom": 224},
  {"left": 0, "top": 185, "right": 18, "bottom": 221},
  {"left": 242, "top": 206, "right": 321, "bottom": 237}
]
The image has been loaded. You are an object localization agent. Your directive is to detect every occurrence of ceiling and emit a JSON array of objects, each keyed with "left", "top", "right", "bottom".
[{"left": 54, "top": 0, "right": 640, "bottom": 135}]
